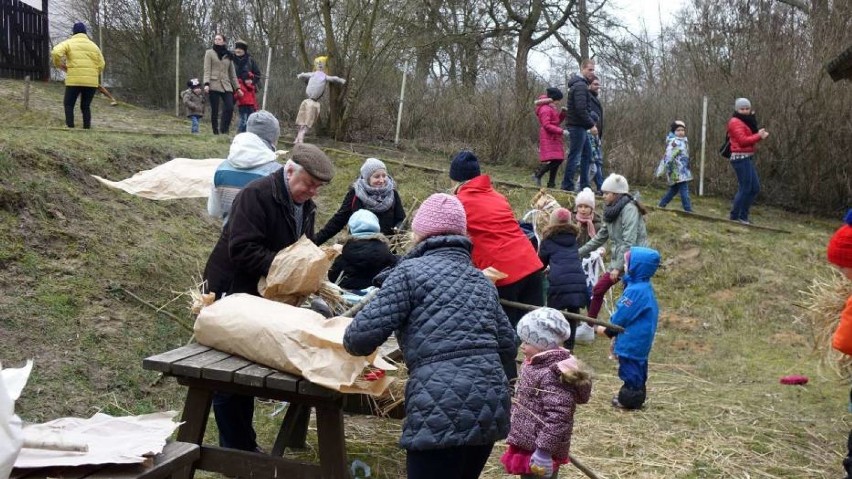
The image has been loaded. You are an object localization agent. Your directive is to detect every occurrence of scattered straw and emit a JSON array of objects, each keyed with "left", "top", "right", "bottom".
[{"left": 796, "top": 268, "right": 852, "bottom": 378}]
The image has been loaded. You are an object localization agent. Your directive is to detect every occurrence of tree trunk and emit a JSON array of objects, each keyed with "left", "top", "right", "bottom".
[
  {"left": 320, "top": 0, "right": 346, "bottom": 139},
  {"left": 578, "top": 0, "right": 589, "bottom": 59}
]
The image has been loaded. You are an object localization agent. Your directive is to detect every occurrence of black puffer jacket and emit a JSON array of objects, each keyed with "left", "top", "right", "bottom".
[
  {"left": 343, "top": 235, "right": 515, "bottom": 450},
  {"left": 538, "top": 225, "right": 590, "bottom": 310},
  {"left": 564, "top": 73, "right": 594, "bottom": 129},
  {"left": 203, "top": 169, "right": 316, "bottom": 296},
  {"left": 328, "top": 236, "right": 398, "bottom": 290},
  {"left": 315, "top": 187, "right": 405, "bottom": 245}
]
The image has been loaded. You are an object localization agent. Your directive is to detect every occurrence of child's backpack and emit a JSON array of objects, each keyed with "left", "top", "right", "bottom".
[{"left": 719, "top": 134, "right": 731, "bottom": 159}]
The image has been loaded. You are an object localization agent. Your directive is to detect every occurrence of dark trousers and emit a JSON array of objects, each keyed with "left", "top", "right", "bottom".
[
  {"left": 560, "top": 306, "right": 579, "bottom": 350},
  {"left": 212, "top": 392, "right": 258, "bottom": 451},
  {"left": 498, "top": 270, "right": 545, "bottom": 329},
  {"left": 406, "top": 443, "right": 494, "bottom": 479},
  {"left": 561, "top": 126, "right": 591, "bottom": 191},
  {"left": 209, "top": 90, "right": 235, "bottom": 134},
  {"left": 534, "top": 160, "right": 563, "bottom": 188},
  {"left": 63, "top": 86, "right": 97, "bottom": 128},
  {"left": 729, "top": 157, "right": 760, "bottom": 221},
  {"left": 588, "top": 272, "right": 619, "bottom": 319},
  {"left": 659, "top": 182, "right": 692, "bottom": 212},
  {"left": 617, "top": 357, "right": 648, "bottom": 409}
]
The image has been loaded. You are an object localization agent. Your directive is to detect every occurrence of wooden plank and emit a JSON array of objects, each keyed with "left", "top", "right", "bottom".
[
  {"left": 176, "top": 387, "right": 214, "bottom": 444},
  {"left": 233, "top": 364, "right": 274, "bottom": 388},
  {"left": 297, "top": 379, "right": 337, "bottom": 399},
  {"left": 315, "top": 403, "right": 348, "bottom": 479},
  {"left": 171, "top": 349, "right": 231, "bottom": 379},
  {"left": 265, "top": 371, "right": 301, "bottom": 392},
  {"left": 197, "top": 445, "right": 322, "bottom": 479},
  {"left": 86, "top": 442, "right": 200, "bottom": 479},
  {"left": 142, "top": 344, "right": 210, "bottom": 373},
  {"left": 200, "top": 355, "right": 252, "bottom": 382}
]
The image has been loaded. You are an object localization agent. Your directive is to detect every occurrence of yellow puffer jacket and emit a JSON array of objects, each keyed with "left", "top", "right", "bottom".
[{"left": 51, "top": 34, "right": 105, "bottom": 87}]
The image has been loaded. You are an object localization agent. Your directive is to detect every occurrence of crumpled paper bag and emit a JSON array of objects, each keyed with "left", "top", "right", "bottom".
[
  {"left": 195, "top": 294, "right": 394, "bottom": 395},
  {"left": 259, "top": 236, "right": 332, "bottom": 305}
]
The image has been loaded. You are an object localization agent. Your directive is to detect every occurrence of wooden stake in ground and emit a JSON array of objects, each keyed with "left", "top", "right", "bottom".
[{"left": 23, "top": 75, "right": 31, "bottom": 110}]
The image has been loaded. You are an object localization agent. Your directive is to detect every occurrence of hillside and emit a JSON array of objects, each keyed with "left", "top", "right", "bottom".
[{"left": 0, "top": 78, "right": 849, "bottom": 478}]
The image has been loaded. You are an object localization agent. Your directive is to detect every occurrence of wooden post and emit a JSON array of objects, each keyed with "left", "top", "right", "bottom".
[
  {"left": 24, "top": 76, "right": 31, "bottom": 110},
  {"left": 394, "top": 59, "right": 409, "bottom": 146},
  {"left": 699, "top": 95, "right": 708, "bottom": 196},
  {"left": 262, "top": 46, "right": 272, "bottom": 110},
  {"left": 175, "top": 36, "right": 181, "bottom": 117}
]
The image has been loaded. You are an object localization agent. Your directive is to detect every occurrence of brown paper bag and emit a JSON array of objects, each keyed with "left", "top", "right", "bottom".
[
  {"left": 194, "top": 293, "right": 394, "bottom": 395},
  {"left": 258, "top": 236, "right": 331, "bottom": 305}
]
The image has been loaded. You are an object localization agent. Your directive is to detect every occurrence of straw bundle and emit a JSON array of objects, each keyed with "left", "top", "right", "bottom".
[{"left": 797, "top": 268, "right": 852, "bottom": 378}]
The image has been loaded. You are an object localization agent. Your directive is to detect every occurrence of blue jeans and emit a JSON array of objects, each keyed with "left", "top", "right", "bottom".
[
  {"left": 659, "top": 182, "right": 692, "bottom": 212},
  {"left": 729, "top": 157, "right": 760, "bottom": 221},
  {"left": 561, "top": 126, "right": 591, "bottom": 191},
  {"left": 212, "top": 392, "right": 258, "bottom": 451},
  {"left": 190, "top": 115, "right": 200, "bottom": 133},
  {"left": 238, "top": 106, "right": 254, "bottom": 133}
]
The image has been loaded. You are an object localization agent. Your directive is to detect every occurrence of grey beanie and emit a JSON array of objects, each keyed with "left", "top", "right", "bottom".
[
  {"left": 360, "top": 157, "right": 387, "bottom": 180},
  {"left": 734, "top": 98, "right": 751, "bottom": 110},
  {"left": 246, "top": 110, "right": 280, "bottom": 150},
  {"left": 517, "top": 307, "right": 571, "bottom": 350}
]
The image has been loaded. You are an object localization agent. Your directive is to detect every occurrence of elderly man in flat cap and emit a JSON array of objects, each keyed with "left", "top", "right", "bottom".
[{"left": 202, "top": 142, "right": 335, "bottom": 452}]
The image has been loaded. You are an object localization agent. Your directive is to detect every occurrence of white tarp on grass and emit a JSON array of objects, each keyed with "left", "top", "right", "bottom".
[{"left": 92, "top": 158, "right": 223, "bottom": 200}]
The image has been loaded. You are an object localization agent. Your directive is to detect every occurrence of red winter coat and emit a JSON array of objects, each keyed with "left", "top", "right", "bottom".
[
  {"left": 727, "top": 117, "right": 762, "bottom": 154},
  {"left": 456, "top": 175, "right": 543, "bottom": 287},
  {"left": 536, "top": 96, "right": 566, "bottom": 162},
  {"left": 832, "top": 296, "right": 852, "bottom": 356},
  {"left": 506, "top": 348, "right": 591, "bottom": 459},
  {"left": 236, "top": 78, "right": 257, "bottom": 108}
]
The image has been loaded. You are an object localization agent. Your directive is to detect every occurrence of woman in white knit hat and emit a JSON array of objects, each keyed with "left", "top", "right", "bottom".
[
  {"left": 573, "top": 187, "right": 601, "bottom": 248},
  {"left": 577, "top": 174, "right": 649, "bottom": 320}
]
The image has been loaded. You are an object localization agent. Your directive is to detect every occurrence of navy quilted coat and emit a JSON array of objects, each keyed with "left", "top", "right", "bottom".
[
  {"left": 343, "top": 235, "right": 516, "bottom": 450},
  {"left": 538, "top": 226, "right": 589, "bottom": 310}
]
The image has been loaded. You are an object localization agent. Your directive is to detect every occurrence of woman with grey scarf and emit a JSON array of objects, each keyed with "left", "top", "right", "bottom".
[{"left": 314, "top": 158, "right": 406, "bottom": 245}]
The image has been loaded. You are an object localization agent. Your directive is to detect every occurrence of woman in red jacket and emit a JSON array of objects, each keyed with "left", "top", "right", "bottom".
[
  {"left": 532, "top": 87, "right": 568, "bottom": 188},
  {"left": 726, "top": 98, "right": 769, "bottom": 224}
]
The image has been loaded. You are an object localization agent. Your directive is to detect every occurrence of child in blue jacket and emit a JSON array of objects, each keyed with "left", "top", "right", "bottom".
[{"left": 596, "top": 246, "right": 660, "bottom": 410}]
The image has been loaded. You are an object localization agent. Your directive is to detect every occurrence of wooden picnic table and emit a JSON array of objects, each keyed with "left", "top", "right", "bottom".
[{"left": 142, "top": 342, "right": 398, "bottom": 479}]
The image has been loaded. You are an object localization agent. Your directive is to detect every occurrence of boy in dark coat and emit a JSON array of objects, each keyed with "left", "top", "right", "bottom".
[
  {"left": 538, "top": 208, "right": 589, "bottom": 349},
  {"left": 328, "top": 209, "right": 397, "bottom": 290},
  {"left": 344, "top": 193, "right": 516, "bottom": 479}
]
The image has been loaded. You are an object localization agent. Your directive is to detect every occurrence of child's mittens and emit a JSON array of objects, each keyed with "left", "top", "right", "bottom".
[
  {"left": 562, "top": 129, "right": 570, "bottom": 138},
  {"left": 529, "top": 449, "right": 553, "bottom": 477}
]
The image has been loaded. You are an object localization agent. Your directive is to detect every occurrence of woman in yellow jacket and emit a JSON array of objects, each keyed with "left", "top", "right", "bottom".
[{"left": 51, "top": 22, "right": 105, "bottom": 129}]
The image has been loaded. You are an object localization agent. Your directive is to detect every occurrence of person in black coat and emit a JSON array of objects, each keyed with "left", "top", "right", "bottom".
[
  {"left": 314, "top": 157, "right": 405, "bottom": 245},
  {"left": 538, "top": 208, "right": 590, "bottom": 350},
  {"left": 201, "top": 143, "right": 334, "bottom": 453},
  {"left": 232, "top": 39, "right": 262, "bottom": 90},
  {"left": 561, "top": 59, "right": 596, "bottom": 192},
  {"left": 328, "top": 209, "right": 398, "bottom": 290}
]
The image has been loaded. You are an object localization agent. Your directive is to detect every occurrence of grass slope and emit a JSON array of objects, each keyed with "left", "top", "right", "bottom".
[{"left": 0, "top": 78, "right": 848, "bottom": 478}]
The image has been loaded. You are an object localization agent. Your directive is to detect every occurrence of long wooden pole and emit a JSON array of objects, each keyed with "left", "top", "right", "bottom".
[
  {"left": 394, "top": 59, "right": 409, "bottom": 146},
  {"left": 499, "top": 299, "right": 624, "bottom": 332},
  {"left": 262, "top": 46, "right": 272, "bottom": 110},
  {"left": 175, "top": 36, "right": 180, "bottom": 117},
  {"left": 699, "top": 95, "right": 708, "bottom": 196},
  {"left": 568, "top": 453, "right": 604, "bottom": 479}
]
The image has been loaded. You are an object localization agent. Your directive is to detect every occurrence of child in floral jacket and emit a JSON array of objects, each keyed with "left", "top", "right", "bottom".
[
  {"left": 501, "top": 308, "right": 592, "bottom": 479},
  {"left": 655, "top": 121, "right": 693, "bottom": 212}
]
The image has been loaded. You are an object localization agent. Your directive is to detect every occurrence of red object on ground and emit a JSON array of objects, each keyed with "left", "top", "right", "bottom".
[
  {"left": 363, "top": 369, "right": 385, "bottom": 381},
  {"left": 779, "top": 375, "right": 809, "bottom": 385}
]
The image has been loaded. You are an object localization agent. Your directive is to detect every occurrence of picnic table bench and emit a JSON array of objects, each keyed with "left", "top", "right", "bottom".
[
  {"left": 142, "top": 342, "right": 401, "bottom": 479},
  {"left": 10, "top": 441, "right": 200, "bottom": 479}
]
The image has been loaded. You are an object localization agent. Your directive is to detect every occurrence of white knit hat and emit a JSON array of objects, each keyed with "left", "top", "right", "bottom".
[
  {"left": 601, "top": 174, "right": 629, "bottom": 194},
  {"left": 517, "top": 307, "right": 571, "bottom": 350},
  {"left": 575, "top": 187, "right": 596, "bottom": 209}
]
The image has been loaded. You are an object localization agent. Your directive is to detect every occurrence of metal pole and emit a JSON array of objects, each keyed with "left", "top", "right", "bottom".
[
  {"left": 262, "top": 46, "right": 272, "bottom": 110},
  {"left": 394, "top": 59, "right": 409, "bottom": 146},
  {"left": 699, "top": 95, "right": 708, "bottom": 196},
  {"left": 175, "top": 36, "right": 180, "bottom": 117}
]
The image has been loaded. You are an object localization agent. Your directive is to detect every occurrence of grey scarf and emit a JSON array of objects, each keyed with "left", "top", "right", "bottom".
[
  {"left": 353, "top": 176, "right": 396, "bottom": 213},
  {"left": 603, "top": 194, "right": 633, "bottom": 223}
]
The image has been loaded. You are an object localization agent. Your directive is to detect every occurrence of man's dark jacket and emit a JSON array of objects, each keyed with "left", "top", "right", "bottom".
[
  {"left": 203, "top": 169, "right": 316, "bottom": 296},
  {"left": 564, "top": 73, "right": 595, "bottom": 129}
]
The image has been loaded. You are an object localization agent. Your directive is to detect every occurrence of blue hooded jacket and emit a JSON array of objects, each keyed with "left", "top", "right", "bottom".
[{"left": 608, "top": 246, "right": 660, "bottom": 361}]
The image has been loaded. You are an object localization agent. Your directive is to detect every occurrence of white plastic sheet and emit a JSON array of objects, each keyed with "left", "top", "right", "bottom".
[
  {"left": 92, "top": 158, "right": 223, "bottom": 200},
  {"left": 1, "top": 360, "right": 33, "bottom": 479}
]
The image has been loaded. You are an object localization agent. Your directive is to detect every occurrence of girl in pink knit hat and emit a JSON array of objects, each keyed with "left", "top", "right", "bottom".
[{"left": 344, "top": 193, "right": 517, "bottom": 479}]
